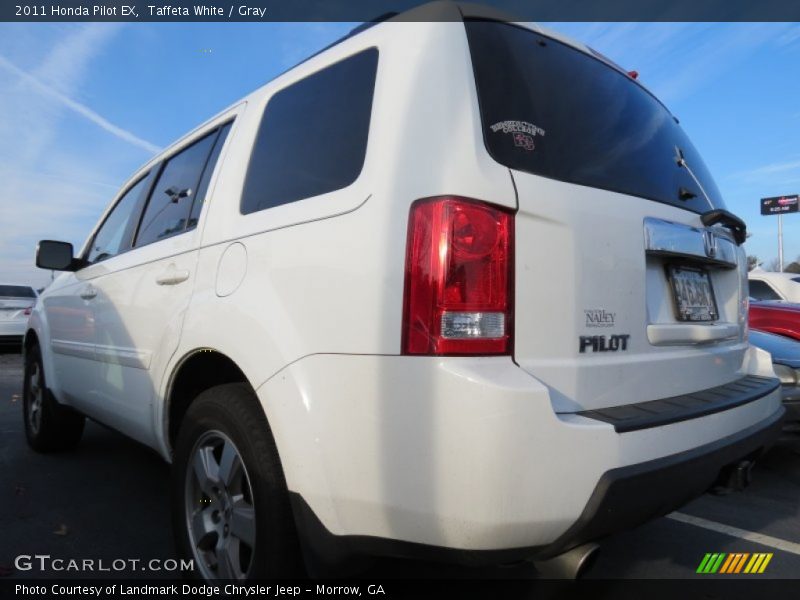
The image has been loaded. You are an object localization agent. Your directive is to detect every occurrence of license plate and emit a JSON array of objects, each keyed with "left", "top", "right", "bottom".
[{"left": 668, "top": 265, "right": 718, "bottom": 322}]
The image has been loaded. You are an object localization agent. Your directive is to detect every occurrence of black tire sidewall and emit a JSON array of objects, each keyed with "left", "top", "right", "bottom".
[
  {"left": 22, "top": 344, "right": 85, "bottom": 452},
  {"left": 21, "top": 344, "right": 43, "bottom": 448}
]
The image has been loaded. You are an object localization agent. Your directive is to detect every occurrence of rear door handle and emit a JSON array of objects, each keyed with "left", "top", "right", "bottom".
[
  {"left": 155, "top": 268, "right": 190, "bottom": 286},
  {"left": 80, "top": 286, "right": 97, "bottom": 300}
]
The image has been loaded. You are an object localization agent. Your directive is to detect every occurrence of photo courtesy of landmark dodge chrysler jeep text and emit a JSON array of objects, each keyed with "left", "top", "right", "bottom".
[{"left": 24, "top": 2, "right": 784, "bottom": 580}]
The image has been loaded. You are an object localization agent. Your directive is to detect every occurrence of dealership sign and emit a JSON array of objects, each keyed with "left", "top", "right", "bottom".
[{"left": 761, "top": 195, "right": 799, "bottom": 215}]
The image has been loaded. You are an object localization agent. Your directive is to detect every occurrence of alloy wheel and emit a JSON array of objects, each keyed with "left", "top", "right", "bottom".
[{"left": 185, "top": 430, "right": 256, "bottom": 579}]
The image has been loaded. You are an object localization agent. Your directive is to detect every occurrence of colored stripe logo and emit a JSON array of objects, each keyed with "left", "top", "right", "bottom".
[{"left": 697, "top": 552, "right": 773, "bottom": 574}]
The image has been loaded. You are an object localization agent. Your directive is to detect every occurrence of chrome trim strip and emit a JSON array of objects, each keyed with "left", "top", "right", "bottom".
[
  {"left": 51, "top": 339, "right": 95, "bottom": 361},
  {"left": 644, "top": 217, "right": 737, "bottom": 268},
  {"left": 647, "top": 323, "right": 739, "bottom": 345},
  {"left": 51, "top": 340, "right": 151, "bottom": 369},
  {"left": 95, "top": 344, "right": 152, "bottom": 370}
]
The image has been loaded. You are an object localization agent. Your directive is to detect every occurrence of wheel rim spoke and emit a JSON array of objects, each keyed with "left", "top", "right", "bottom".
[
  {"left": 27, "top": 363, "right": 43, "bottom": 433},
  {"left": 229, "top": 499, "right": 256, "bottom": 548},
  {"left": 217, "top": 440, "right": 241, "bottom": 488},
  {"left": 215, "top": 536, "right": 241, "bottom": 579},
  {"left": 192, "top": 446, "right": 220, "bottom": 495},
  {"left": 191, "top": 509, "right": 215, "bottom": 548}
]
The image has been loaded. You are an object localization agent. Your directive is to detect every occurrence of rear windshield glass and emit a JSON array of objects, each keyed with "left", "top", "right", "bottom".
[
  {"left": 748, "top": 280, "right": 781, "bottom": 301},
  {"left": 0, "top": 286, "right": 35, "bottom": 298},
  {"left": 465, "top": 21, "right": 725, "bottom": 213}
]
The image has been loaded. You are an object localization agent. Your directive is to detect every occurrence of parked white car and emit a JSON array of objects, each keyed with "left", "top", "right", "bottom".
[
  {"left": 24, "top": 3, "right": 784, "bottom": 580},
  {"left": 748, "top": 270, "right": 800, "bottom": 302},
  {"left": 0, "top": 285, "right": 37, "bottom": 346}
]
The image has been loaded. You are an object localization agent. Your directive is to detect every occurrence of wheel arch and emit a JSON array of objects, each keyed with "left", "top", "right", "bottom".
[{"left": 163, "top": 348, "right": 254, "bottom": 456}]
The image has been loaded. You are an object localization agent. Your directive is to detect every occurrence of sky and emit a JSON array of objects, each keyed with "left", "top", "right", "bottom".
[{"left": 0, "top": 20, "right": 799, "bottom": 286}]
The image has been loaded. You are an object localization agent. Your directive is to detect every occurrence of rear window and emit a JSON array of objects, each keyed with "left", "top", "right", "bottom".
[
  {"left": 464, "top": 21, "right": 725, "bottom": 213},
  {"left": 0, "top": 286, "right": 35, "bottom": 298},
  {"left": 240, "top": 48, "right": 378, "bottom": 215},
  {"left": 748, "top": 280, "right": 781, "bottom": 301}
]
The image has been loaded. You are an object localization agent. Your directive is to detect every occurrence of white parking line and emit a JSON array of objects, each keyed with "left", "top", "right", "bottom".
[{"left": 667, "top": 512, "right": 800, "bottom": 556}]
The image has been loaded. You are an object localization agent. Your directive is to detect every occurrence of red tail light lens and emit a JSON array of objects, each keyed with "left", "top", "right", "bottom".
[
  {"left": 402, "top": 196, "right": 514, "bottom": 355},
  {"left": 23, "top": 307, "right": 32, "bottom": 316}
]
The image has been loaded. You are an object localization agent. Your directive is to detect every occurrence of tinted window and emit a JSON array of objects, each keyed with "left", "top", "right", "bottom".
[
  {"left": 792, "top": 277, "right": 800, "bottom": 284},
  {"left": 87, "top": 176, "right": 149, "bottom": 264},
  {"left": 136, "top": 132, "right": 217, "bottom": 247},
  {"left": 188, "top": 122, "right": 232, "bottom": 229},
  {"left": 0, "top": 286, "right": 35, "bottom": 298},
  {"left": 465, "top": 21, "right": 725, "bottom": 213},
  {"left": 749, "top": 279, "right": 781, "bottom": 301},
  {"left": 240, "top": 48, "right": 378, "bottom": 215}
]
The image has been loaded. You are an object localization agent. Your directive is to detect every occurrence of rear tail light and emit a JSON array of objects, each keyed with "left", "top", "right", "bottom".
[
  {"left": 402, "top": 196, "right": 514, "bottom": 355},
  {"left": 23, "top": 307, "right": 32, "bottom": 316}
]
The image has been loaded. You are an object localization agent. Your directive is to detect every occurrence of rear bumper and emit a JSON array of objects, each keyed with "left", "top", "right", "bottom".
[
  {"left": 538, "top": 405, "right": 784, "bottom": 559},
  {"left": 0, "top": 320, "right": 26, "bottom": 342},
  {"left": 256, "top": 352, "right": 784, "bottom": 563},
  {"left": 291, "top": 406, "right": 784, "bottom": 565},
  {"left": 0, "top": 334, "right": 23, "bottom": 346}
]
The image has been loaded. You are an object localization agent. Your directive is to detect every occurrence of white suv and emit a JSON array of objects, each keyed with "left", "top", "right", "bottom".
[{"left": 25, "top": 4, "right": 784, "bottom": 580}]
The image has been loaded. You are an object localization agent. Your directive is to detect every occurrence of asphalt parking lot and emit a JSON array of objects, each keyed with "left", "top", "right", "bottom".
[{"left": 1, "top": 349, "right": 799, "bottom": 581}]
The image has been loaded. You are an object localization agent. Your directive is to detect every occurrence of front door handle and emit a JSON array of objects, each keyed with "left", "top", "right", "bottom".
[
  {"left": 155, "top": 268, "right": 190, "bottom": 286},
  {"left": 79, "top": 286, "right": 97, "bottom": 300}
]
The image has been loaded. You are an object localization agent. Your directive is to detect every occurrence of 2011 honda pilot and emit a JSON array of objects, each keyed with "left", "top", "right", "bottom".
[{"left": 25, "top": 2, "right": 784, "bottom": 580}]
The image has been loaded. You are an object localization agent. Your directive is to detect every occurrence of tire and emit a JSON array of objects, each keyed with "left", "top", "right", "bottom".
[
  {"left": 171, "top": 383, "right": 303, "bottom": 580},
  {"left": 22, "top": 343, "right": 85, "bottom": 452}
]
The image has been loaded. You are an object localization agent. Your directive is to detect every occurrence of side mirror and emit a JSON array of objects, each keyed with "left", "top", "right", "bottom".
[{"left": 36, "top": 240, "right": 80, "bottom": 271}]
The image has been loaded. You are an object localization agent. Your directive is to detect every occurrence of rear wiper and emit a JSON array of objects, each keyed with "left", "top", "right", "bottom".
[
  {"left": 673, "top": 146, "right": 747, "bottom": 245},
  {"left": 701, "top": 209, "right": 747, "bottom": 245},
  {"left": 674, "top": 146, "right": 715, "bottom": 211}
]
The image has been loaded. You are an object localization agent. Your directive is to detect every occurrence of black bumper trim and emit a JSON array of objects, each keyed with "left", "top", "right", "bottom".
[
  {"left": 0, "top": 335, "right": 23, "bottom": 346},
  {"left": 289, "top": 407, "right": 785, "bottom": 568},
  {"left": 577, "top": 375, "right": 779, "bottom": 433}
]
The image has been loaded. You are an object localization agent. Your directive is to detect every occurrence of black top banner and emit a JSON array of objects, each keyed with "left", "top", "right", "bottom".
[{"left": 3, "top": 0, "right": 800, "bottom": 22}]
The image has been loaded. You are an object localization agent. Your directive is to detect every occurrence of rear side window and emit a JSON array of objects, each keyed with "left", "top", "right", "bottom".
[
  {"left": 240, "top": 48, "right": 378, "bottom": 215},
  {"left": 87, "top": 175, "right": 150, "bottom": 264},
  {"left": 748, "top": 280, "right": 781, "bottom": 301},
  {"left": 188, "top": 122, "right": 232, "bottom": 229},
  {"left": 135, "top": 131, "right": 218, "bottom": 247},
  {"left": 0, "top": 286, "right": 35, "bottom": 298},
  {"left": 465, "top": 21, "right": 725, "bottom": 213}
]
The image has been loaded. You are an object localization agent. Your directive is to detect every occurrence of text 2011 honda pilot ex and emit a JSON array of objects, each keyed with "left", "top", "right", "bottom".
[{"left": 25, "top": 2, "right": 784, "bottom": 580}]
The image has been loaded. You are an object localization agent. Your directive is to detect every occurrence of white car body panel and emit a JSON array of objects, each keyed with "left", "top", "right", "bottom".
[{"left": 748, "top": 271, "right": 800, "bottom": 302}]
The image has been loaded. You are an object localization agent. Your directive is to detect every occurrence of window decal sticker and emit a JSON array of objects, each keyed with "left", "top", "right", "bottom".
[{"left": 490, "top": 120, "right": 545, "bottom": 152}]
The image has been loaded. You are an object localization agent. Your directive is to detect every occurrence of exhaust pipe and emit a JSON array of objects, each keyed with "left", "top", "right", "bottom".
[
  {"left": 711, "top": 459, "right": 754, "bottom": 495},
  {"left": 532, "top": 543, "right": 600, "bottom": 579}
]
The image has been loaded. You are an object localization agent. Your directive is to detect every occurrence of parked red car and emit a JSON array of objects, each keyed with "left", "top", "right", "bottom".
[{"left": 749, "top": 300, "right": 800, "bottom": 341}]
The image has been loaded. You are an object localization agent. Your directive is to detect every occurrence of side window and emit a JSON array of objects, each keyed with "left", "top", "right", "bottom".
[
  {"left": 86, "top": 175, "right": 149, "bottom": 264},
  {"left": 188, "top": 121, "right": 233, "bottom": 229},
  {"left": 240, "top": 47, "right": 378, "bottom": 215},
  {"left": 135, "top": 131, "right": 217, "bottom": 247},
  {"left": 748, "top": 279, "right": 781, "bottom": 301}
]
